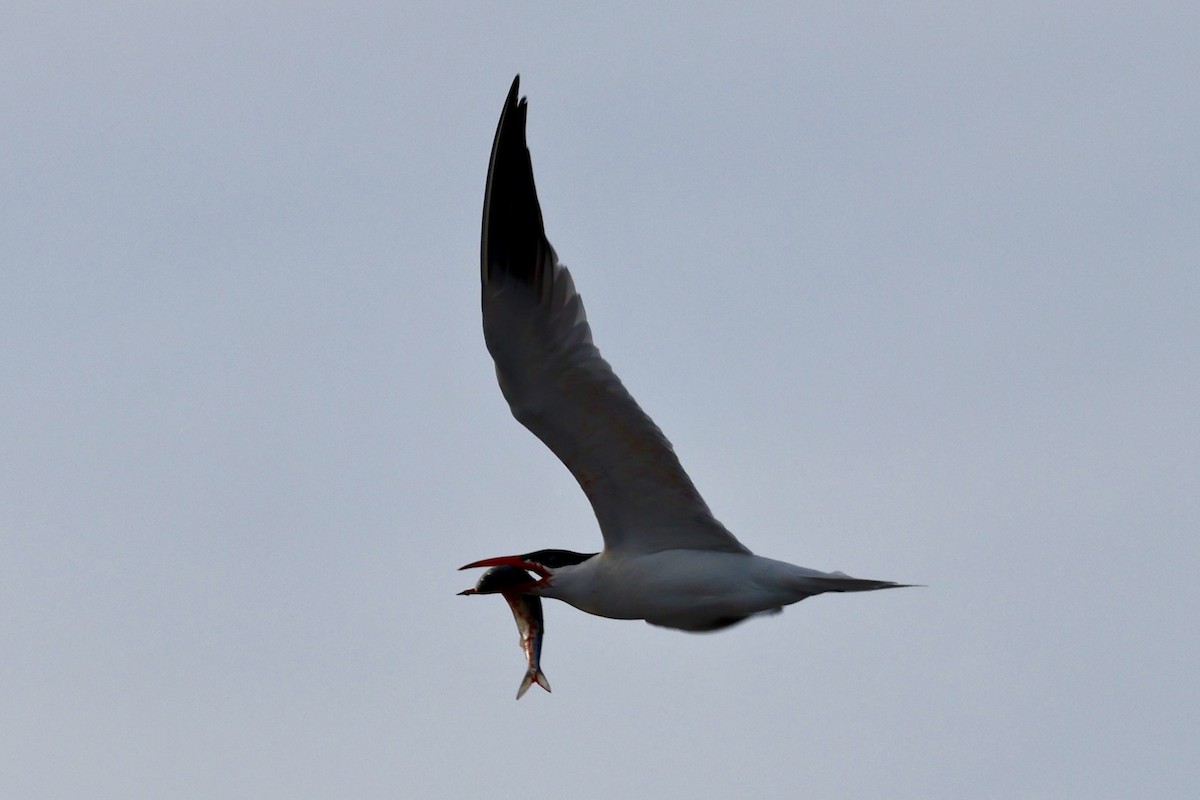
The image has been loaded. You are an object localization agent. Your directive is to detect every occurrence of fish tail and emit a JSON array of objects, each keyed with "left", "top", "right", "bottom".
[{"left": 516, "top": 668, "right": 552, "bottom": 700}]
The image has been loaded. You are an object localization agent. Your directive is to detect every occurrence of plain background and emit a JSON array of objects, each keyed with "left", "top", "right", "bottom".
[{"left": 3, "top": 3, "right": 1197, "bottom": 798}]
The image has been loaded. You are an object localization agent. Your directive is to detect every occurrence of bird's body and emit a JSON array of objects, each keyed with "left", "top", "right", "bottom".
[
  {"left": 461, "top": 77, "right": 910, "bottom": 636},
  {"left": 539, "top": 550, "right": 897, "bottom": 632}
]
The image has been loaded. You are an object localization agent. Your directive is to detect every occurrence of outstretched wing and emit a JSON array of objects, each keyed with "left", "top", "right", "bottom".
[{"left": 480, "top": 77, "right": 749, "bottom": 556}]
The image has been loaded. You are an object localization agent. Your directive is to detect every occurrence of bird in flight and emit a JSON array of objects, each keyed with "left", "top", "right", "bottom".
[{"left": 461, "top": 77, "right": 910, "bottom": 633}]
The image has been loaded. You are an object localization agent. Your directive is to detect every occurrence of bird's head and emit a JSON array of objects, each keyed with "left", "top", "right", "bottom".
[{"left": 458, "top": 549, "right": 597, "bottom": 593}]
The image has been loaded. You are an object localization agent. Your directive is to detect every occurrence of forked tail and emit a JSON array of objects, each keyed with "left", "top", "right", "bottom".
[
  {"left": 806, "top": 571, "right": 917, "bottom": 594},
  {"left": 516, "top": 668, "right": 552, "bottom": 700}
]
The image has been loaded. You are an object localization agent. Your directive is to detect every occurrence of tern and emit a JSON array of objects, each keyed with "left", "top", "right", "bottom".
[{"left": 461, "top": 77, "right": 910, "bottom": 633}]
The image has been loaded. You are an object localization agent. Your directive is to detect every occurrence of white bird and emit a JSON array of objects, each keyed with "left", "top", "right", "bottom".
[{"left": 461, "top": 77, "right": 910, "bottom": 633}]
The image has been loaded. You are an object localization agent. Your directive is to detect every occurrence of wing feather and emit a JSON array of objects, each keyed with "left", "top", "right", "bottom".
[{"left": 480, "top": 77, "right": 749, "bottom": 556}]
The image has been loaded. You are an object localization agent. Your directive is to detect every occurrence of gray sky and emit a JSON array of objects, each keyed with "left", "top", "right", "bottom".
[{"left": 3, "top": 3, "right": 1197, "bottom": 798}]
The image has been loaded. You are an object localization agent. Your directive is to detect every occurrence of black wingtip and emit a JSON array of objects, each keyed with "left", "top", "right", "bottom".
[{"left": 481, "top": 74, "right": 551, "bottom": 294}]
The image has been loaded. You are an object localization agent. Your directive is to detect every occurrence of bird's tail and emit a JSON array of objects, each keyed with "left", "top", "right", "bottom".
[
  {"left": 516, "top": 667, "right": 551, "bottom": 700},
  {"left": 805, "top": 571, "right": 917, "bottom": 594}
]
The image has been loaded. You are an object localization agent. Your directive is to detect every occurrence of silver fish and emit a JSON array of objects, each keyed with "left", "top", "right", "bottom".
[{"left": 460, "top": 565, "right": 551, "bottom": 699}]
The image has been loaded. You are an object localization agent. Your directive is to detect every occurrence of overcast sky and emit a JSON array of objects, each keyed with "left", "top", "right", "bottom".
[{"left": 3, "top": 3, "right": 1197, "bottom": 798}]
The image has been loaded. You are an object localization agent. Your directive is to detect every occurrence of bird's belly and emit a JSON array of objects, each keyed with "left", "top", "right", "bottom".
[{"left": 549, "top": 550, "right": 808, "bottom": 631}]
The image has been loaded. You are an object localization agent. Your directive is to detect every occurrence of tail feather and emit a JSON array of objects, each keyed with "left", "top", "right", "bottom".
[
  {"left": 516, "top": 668, "right": 551, "bottom": 700},
  {"left": 809, "top": 573, "right": 917, "bottom": 594}
]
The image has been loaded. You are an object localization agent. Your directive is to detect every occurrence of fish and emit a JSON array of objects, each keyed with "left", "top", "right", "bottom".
[{"left": 459, "top": 565, "right": 551, "bottom": 699}]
